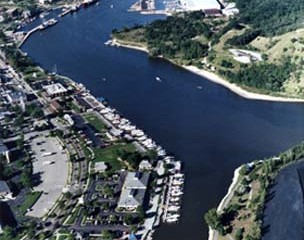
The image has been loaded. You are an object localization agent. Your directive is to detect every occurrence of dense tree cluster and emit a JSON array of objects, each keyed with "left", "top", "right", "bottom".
[
  {"left": 3, "top": 45, "right": 35, "bottom": 72},
  {"left": 220, "top": 59, "right": 295, "bottom": 92},
  {"left": 235, "top": 0, "right": 304, "bottom": 36},
  {"left": 226, "top": 29, "right": 261, "bottom": 46},
  {"left": 145, "top": 11, "right": 211, "bottom": 59}
]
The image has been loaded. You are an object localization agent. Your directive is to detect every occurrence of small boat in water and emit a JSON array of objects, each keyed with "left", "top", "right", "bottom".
[
  {"left": 197, "top": 85, "right": 202, "bottom": 89},
  {"left": 155, "top": 76, "right": 162, "bottom": 82}
]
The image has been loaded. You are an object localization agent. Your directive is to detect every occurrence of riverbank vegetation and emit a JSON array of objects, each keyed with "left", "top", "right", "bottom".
[
  {"left": 112, "top": 0, "right": 304, "bottom": 99},
  {"left": 204, "top": 142, "right": 304, "bottom": 240}
]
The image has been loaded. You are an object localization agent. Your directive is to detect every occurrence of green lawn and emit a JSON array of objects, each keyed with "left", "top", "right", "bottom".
[
  {"left": 65, "top": 205, "right": 82, "bottom": 225},
  {"left": 83, "top": 113, "right": 107, "bottom": 133},
  {"left": 67, "top": 101, "right": 81, "bottom": 113},
  {"left": 93, "top": 143, "right": 136, "bottom": 171},
  {"left": 18, "top": 191, "right": 42, "bottom": 215}
]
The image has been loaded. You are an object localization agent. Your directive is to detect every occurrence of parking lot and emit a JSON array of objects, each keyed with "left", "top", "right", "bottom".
[{"left": 25, "top": 131, "right": 69, "bottom": 218}]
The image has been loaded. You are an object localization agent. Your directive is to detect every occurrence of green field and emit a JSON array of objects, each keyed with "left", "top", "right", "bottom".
[
  {"left": 83, "top": 112, "right": 107, "bottom": 133},
  {"left": 93, "top": 143, "right": 136, "bottom": 171},
  {"left": 18, "top": 191, "right": 42, "bottom": 215}
]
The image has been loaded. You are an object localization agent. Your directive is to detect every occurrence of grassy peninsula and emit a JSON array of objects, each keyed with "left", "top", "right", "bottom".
[
  {"left": 112, "top": 0, "right": 304, "bottom": 99},
  {"left": 204, "top": 143, "right": 304, "bottom": 240}
]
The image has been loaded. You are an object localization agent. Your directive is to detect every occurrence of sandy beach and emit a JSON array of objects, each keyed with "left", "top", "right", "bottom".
[
  {"left": 111, "top": 38, "right": 304, "bottom": 103},
  {"left": 183, "top": 66, "right": 304, "bottom": 102},
  {"left": 111, "top": 38, "right": 149, "bottom": 53},
  {"left": 207, "top": 165, "right": 242, "bottom": 240}
]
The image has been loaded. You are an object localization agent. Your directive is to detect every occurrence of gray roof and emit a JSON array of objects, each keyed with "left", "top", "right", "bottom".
[
  {"left": 95, "top": 162, "right": 107, "bottom": 172},
  {"left": 118, "top": 172, "right": 150, "bottom": 208},
  {"left": 139, "top": 160, "right": 152, "bottom": 170},
  {"left": 0, "top": 181, "right": 10, "bottom": 193},
  {"left": 0, "top": 140, "right": 8, "bottom": 154},
  {"left": 124, "top": 172, "right": 150, "bottom": 189}
]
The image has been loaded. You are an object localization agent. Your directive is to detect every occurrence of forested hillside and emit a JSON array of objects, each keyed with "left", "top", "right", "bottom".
[
  {"left": 235, "top": 0, "right": 304, "bottom": 36},
  {"left": 112, "top": 0, "right": 304, "bottom": 98},
  {"left": 145, "top": 12, "right": 212, "bottom": 59}
]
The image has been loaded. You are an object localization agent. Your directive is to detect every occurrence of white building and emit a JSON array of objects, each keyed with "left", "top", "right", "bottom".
[
  {"left": 139, "top": 160, "right": 152, "bottom": 171},
  {"left": 43, "top": 83, "right": 68, "bottom": 97},
  {"left": 180, "top": 0, "right": 221, "bottom": 11},
  {"left": 117, "top": 172, "right": 150, "bottom": 211},
  {"left": 63, "top": 114, "right": 74, "bottom": 126},
  {"left": 95, "top": 162, "right": 108, "bottom": 172}
]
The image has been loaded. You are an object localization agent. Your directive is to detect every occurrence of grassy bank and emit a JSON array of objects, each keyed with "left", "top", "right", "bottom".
[
  {"left": 205, "top": 142, "right": 304, "bottom": 240},
  {"left": 112, "top": 10, "right": 304, "bottom": 100}
]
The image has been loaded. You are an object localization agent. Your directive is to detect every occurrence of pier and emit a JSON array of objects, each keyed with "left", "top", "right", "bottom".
[{"left": 18, "top": 18, "right": 58, "bottom": 48}]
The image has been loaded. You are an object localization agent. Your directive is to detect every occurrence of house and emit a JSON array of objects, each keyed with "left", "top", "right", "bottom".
[
  {"left": 0, "top": 181, "right": 13, "bottom": 201},
  {"left": 6, "top": 8, "right": 19, "bottom": 19},
  {"left": 0, "top": 140, "right": 10, "bottom": 163},
  {"left": 139, "top": 160, "right": 152, "bottom": 171},
  {"left": 22, "top": 10, "right": 32, "bottom": 19},
  {"left": 204, "top": 8, "right": 222, "bottom": 17},
  {"left": 180, "top": 0, "right": 221, "bottom": 11},
  {"left": 5, "top": 91, "right": 27, "bottom": 105},
  {"left": 43, "top": 83, "right": 68, "bottom": 98},
  {"left": 95, "top": 162, "right": 107, "bottom": 172},
  {"left": 117, "top": 172, "right": 150, "bottom": 211}
]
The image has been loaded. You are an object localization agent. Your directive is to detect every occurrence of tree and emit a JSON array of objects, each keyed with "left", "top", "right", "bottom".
[
  {"left": 16, "top": 134, "right": 24, "bottom": 150},
  {"left": 204, "top": 208, "right": 223, "bottom": 231},
  {"left": 123, "top": 214, "right": 134, "bottom": 225},
  {"left": 0, "top": 161, "right": 5, "bottom": 180},
  {"left": 1, "top": 226, "right": 16, "bottom": 239},
  {"left": 101, "top": 230, "right": 113, "bottom": 240},
  {"left": 20, "top": 169, "right": 33, "bottom": 188},
  {"left": 235, "top": 228, "right": 244, "bottom": 240},
  {"left": 137, "top": 206, "right": 145, "bottom": 223}
]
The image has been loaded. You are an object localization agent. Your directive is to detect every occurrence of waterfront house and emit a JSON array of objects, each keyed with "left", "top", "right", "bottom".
[
  {"left": 43, "top": 83, "right": 68, "bottom": 98},
  {"left": 6, "top": 8, "right": 19, "bottom": 19},
  {"left": 139, "top": 160, "right": 152, "bottom": 171},
  {"left": 117, "top": 172, "right": 150, "bottom": 211}
]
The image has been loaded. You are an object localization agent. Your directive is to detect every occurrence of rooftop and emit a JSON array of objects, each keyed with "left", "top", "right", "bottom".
[
  {"left": 118, "top": 172, "right": 150, "bottom": 209},
  {"left": 180, "top": 0, "right": 221, "bottom": 11},
  {"left": 0, "top": 181, "right": 10, "bottom": 194},
  {"left": 43, "top": 83, "right": 67, "bottom": 96},
  {"left": 0, "top": 140, "right": 8, "bottom": 154},
  {"left": 95, "top": 162, "right": 107, "bottom": 172}
]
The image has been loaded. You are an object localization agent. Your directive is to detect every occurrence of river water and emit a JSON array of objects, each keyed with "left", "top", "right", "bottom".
[{"left": 21, "top": 1, "right": 304, "bottom": 239}]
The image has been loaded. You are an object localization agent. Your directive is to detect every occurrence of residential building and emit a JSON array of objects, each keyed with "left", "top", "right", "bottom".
[
  {"left": 139, "top": 160, "right": 152, "bottom": 171},
  {"left": 95, "top": 162, "right": 107, "bottom": 172},
  {"left": 43, "top": 83, "right": 68, "bottom": 97},
  {"left": 117, "top": 172, "right": 150, "bottom": 211}
]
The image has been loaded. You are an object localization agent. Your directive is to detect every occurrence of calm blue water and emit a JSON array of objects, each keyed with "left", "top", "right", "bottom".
[
  {"left": 262, "top": 160, "right": 304, "bottom": 240},
  {"left": 21, "top": 1, "right": 304, "bottom": 239}
]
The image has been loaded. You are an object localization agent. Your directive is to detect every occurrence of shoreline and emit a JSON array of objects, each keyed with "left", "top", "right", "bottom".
[
  {"left": 207, "top": 165, "right": 242, "bottom": 240},
  {"left": 111, "top": 38, "right": 304, "bottom": 103}
]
